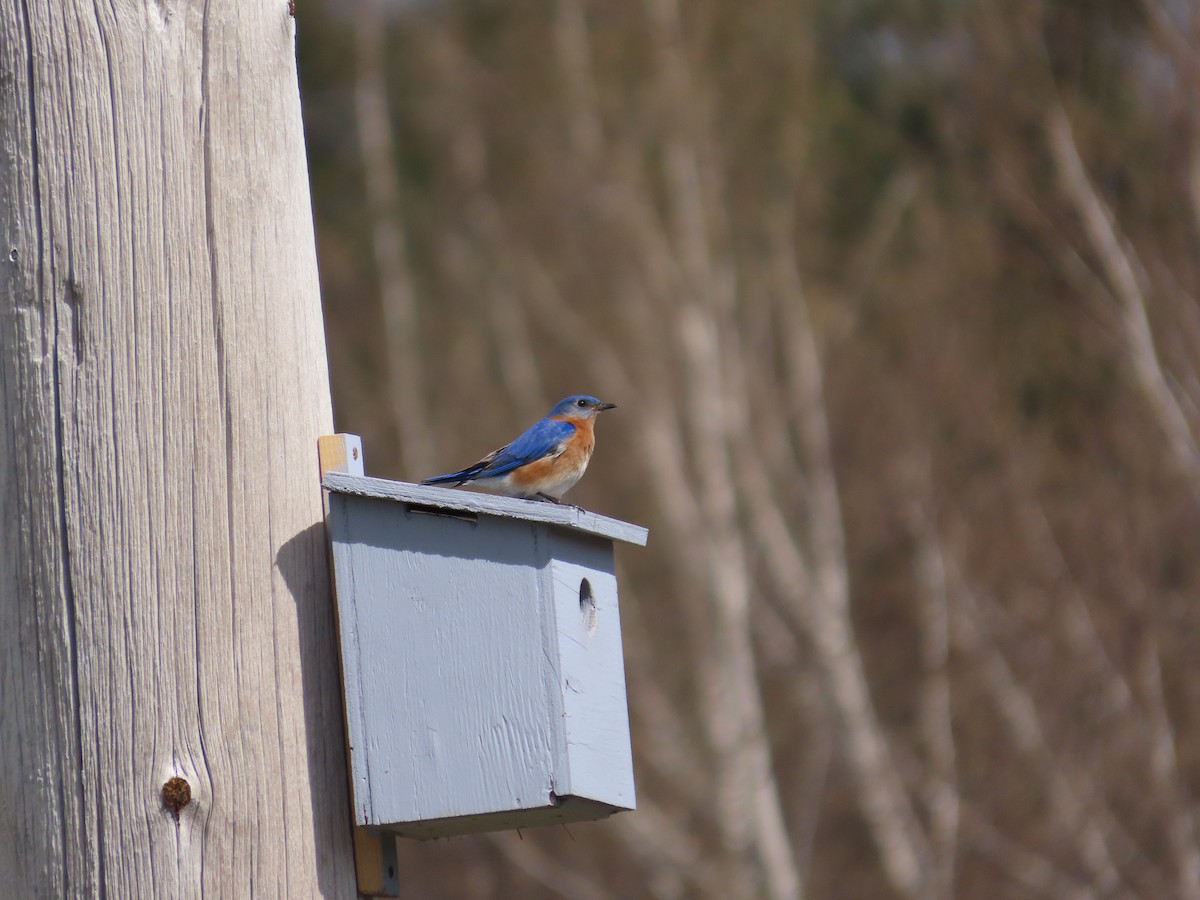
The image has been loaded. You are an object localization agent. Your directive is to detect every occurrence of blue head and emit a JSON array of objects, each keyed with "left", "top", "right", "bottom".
[{"left": 549, "top": 394, "right": 617, "bottom": 419}]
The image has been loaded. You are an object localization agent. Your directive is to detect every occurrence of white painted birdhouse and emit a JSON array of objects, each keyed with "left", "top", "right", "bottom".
[{"left": 320, "top": 437, "right": 646, "bottom": 840}]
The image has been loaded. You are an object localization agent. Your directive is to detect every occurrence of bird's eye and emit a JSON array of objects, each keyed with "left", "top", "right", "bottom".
[{"left": 576, "top": 398, "right": 587, "bottom": 407}]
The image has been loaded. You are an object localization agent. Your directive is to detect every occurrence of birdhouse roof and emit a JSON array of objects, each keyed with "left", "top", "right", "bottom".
[{"left": 323, "top": 472, "right": 649, "bottom": 546}]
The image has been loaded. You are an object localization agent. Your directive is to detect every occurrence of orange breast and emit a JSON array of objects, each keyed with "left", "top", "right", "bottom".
[{"left": 509, "top": 416, "right": 595, "bottom": 491}]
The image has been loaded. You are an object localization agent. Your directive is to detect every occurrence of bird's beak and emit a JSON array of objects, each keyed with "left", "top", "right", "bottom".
[{"left": 597, "top": 402, "right": 617, "bottom": 411}]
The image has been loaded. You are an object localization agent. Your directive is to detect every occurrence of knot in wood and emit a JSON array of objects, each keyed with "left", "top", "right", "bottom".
[{"left": 161, "top": 776, "right": 192, "bottom": 822}]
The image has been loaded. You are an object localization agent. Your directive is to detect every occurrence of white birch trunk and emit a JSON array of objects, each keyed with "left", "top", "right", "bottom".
[{"left": 0, "top": 1, "right": 357, "bottom": 895}]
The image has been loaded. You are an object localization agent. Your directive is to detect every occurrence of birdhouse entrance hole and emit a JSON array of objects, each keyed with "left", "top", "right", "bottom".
[{"left": 580, "top": 578, "right": 598, "bottom": 632}]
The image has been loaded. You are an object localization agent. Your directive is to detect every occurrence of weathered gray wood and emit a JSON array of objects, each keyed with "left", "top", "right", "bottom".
[
  {"left": 0, "top": 2, "right": 356, "bottom": 897},
  {"left": 326, "top": 485, "right": 638, "bottom": 839},
  {"left": 323, "top": 471, "right": 650, "bottom": 546}
]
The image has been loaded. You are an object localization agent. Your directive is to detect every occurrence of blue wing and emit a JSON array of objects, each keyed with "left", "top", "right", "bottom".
[{"left": 423, "top": 417, "right": 576, "bottom": 485}]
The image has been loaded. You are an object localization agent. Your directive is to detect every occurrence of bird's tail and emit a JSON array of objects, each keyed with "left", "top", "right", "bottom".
[
  {"left": 421, "top": 464, "right": 487, "bottom": 487},
  {"left": 421, "top": 472, "right": 466, "bottom": 486}
]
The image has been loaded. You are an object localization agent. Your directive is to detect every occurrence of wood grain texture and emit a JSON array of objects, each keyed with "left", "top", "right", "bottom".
[{"left": 0, "top": 2, "right": 356, "bottom": 896}]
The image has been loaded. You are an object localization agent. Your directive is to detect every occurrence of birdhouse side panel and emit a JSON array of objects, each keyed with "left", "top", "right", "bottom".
[
  {"left": 540, "top": 531, "right": 636, "bottom": 810},
  {"left": 328, "top": 495, "right": 566, "bottom": 828}
]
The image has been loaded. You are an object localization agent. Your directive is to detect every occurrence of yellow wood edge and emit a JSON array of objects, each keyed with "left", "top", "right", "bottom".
[
  {"left": 318, "top": 433, "right": 356, "bottom": 477},
  {"left": 352, "top": 828, "right": 398, "bottom": 897}
]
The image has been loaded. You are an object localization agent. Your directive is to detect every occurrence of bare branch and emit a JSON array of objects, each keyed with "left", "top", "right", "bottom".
[
  {"left": 612, "top": 799, "right": 731, "bottom": 900},
  {"left": 553, "top": 0, "right": 603, "bottom": 160},
  {"left": 487, "top": 833, "right": 615, "bottom": 900},
  {"left": 947, "top": 556, "right": 1129, "bottom": 895},
  {"left": 1139, "top": 635, "right": 1200, "bottom": 898},
  {"left": 633, "top": 3, "right": 802, "bottom": 895},
  {"left": 910, "top": 497, "right": 960, "bottom": 899},
  {"left": 963, "top": 811, "right": 1104, "bottom": 900},
  {"left": 753, "top": 207, "right": 933, "bottom": 898},
  {"left": 1047, "top": 105, "right": 1200, "bottom": 490}
]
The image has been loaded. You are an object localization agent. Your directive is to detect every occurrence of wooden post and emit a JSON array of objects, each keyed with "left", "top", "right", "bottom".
[
  {"left": 317, "top": 434, "right": 401, "bottom": 898},
  {"left": 0, "top": 2, "right": 357, "bottom": 896}
]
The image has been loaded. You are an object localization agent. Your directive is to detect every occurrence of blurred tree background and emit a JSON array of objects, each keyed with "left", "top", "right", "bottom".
[{"left": 297, "top": 0, "right": 1200, "bottom": 896}]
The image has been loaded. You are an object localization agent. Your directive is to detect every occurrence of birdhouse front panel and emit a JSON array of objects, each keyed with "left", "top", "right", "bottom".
[{"left": 322, "top": 474, "right": 646, "bottom": 840}]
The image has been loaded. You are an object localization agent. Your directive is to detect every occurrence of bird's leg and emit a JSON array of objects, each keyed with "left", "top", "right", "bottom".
[{"left": 538, "top": 492, "right": 584, "bottom": 511}]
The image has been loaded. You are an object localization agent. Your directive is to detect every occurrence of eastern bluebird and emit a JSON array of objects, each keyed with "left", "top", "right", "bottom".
[{"left": 422, "top": 394, "right": 617, "bottom": 502}]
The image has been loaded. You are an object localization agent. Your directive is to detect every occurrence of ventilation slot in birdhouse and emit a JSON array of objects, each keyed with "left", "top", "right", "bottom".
[{"left": 404, "top": 502, "right": 478, "bottom": 523}]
